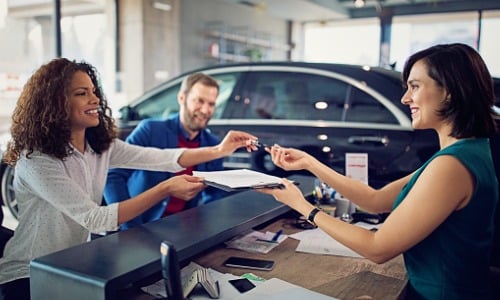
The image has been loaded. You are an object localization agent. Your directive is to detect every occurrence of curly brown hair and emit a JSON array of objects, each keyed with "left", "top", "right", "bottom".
[{"left": 3, "top": 58, "right": 117, "bottom": 166}]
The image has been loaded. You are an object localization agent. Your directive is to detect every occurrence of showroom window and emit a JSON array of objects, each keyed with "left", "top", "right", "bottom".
[
  {"left": 0, "top": 2, "right": 114, "bottom": 117},
  {"left": 303, "top": 18, "right": 380, "bottom": 66},
  {"left": 478, "top": 10, "right": 500, "bottom": 77},
  {"left": 390, "top": 11, "right": 500, "bottom": 77},
  {"left": 390, "top": 12, "right": 479, "bottom": 72},
  {"left": 302, "top": 10, "right": 500, "bottom": 77}
]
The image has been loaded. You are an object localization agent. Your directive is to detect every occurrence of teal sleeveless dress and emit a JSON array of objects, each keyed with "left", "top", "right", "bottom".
[{"left": 392, "top": 138, "right": 498, "bottom": 299}]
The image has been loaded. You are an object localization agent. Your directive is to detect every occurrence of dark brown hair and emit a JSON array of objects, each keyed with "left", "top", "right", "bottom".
[
  {"left": 402, "top": 43, "right": 498, "bottom": 138},
  {"left": 179, "top": 72, "right": 219, "bottom": 96},
  {"left": 4, "top": 58, "right": 117, "bottom": 166}
]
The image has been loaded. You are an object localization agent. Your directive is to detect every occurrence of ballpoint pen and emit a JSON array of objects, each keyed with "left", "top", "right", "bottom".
[
  {"left": 271, "top": 229, "right": 283, "bottom": 242},
  {"left": 256, "top": 229, "right": 283, "bottom": 243}
]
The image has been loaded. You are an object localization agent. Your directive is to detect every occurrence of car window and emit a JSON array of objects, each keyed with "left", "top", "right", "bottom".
[
  {"left": 134, "top": 84, "right": 179, "bottom": 120},
  {"left": 344, "top": 88, "right": 398, "bottom": 124},
  {"left": 212, "top": 73, "right": 240, "bottom": 119},
  {"left": 224, "top": 71, "right": 348, "bottom": 121},
  {"left": 223, "top": 71, "right": 398, "bottom": 124},
  {"left": 132, "top": 73, "right": 239, "bottom": 120}
]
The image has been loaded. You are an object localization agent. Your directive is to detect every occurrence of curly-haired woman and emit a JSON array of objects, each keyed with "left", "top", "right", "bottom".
[{"left": 0, "top": 58, "right": 257, "bottom": 300}]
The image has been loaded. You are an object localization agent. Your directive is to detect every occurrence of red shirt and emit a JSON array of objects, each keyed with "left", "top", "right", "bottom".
[{"left": 163, "top": 135, "right": 200, "bottom": 216}]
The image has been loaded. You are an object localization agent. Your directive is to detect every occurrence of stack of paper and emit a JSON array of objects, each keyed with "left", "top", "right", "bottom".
[{"left": 193, "top": 169, "right": 286, "bottom": 191}]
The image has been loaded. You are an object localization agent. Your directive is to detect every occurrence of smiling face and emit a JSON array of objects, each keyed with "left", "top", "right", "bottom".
[
  {"left": 401, "top": 60, "right": 449, "bottom": 131},
  {"left": 69, "top": 71, "right": 101, "bottom": 133},
  {"left": 178, "top": 81, "right": 218, "bottom": 139}
]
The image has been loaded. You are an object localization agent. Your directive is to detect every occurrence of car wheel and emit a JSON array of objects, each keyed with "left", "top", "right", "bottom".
[{"left": 1, "top": 165, "right": 18, "bottom": 220}]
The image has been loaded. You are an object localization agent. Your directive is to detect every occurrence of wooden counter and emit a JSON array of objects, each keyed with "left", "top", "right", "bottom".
[{"left": 193, "top": 216, "right": 408, "bottom": 299}]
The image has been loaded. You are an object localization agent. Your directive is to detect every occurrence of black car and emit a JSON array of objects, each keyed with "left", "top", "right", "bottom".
[
  {"left": 2, "top": 61, "right": 500, "bottom": 220},
  {"left": 118, "top": 61, "right": 440, "bottom": 187}
]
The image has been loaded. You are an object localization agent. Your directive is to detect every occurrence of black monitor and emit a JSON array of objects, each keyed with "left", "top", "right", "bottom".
[{"left": 160, "top": 240, "right": 184, "bottom": 300}]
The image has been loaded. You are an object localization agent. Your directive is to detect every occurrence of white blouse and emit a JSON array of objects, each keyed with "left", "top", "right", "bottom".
[{"left": 0, "top": 139, "right": 185, "bottom": 284}]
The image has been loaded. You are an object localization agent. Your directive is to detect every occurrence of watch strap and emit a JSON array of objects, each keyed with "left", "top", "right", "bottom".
[{"left": 307, "top": 207, "right": 321, "bottom": 225}]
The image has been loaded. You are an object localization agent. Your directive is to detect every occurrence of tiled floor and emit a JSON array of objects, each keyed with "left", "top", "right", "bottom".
[{"left": 1, "top": 205, "right": 18, "bottom": 230}]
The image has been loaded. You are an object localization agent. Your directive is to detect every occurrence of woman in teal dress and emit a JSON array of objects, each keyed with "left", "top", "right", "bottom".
[{"left": 256, "top": 43, "right": 499, "bottom": 299}]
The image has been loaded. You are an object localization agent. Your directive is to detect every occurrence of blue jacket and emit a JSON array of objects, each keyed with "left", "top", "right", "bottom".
[{"left": 104, "top": 114, "right": 228, "bottom": 230}]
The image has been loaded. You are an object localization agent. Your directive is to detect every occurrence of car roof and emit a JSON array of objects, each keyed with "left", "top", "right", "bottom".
[
  {"left": 129, "top": 61, "right": 405, "bottom": 107},
  {"left": 127, "top": 61, "right": 500, "bottom": 113},
  {"left": 186, "top": 61, "right": 500, "bottom": 108},
  {"left": 187, "top": 61, "right": 402, "bottom": 83}
]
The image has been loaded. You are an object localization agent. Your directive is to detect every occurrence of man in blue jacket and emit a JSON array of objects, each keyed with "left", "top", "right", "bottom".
[{"left": 104, "top": 73, "right": 228, "bottom": 230}]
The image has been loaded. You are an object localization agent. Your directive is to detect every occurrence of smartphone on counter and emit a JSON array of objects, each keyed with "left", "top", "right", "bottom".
[
  {"left": 228, "top": 278, "right": 256, "bottom": 293},
  {"left": 223, "top": 256, "right": 275, "bottom": 271}
]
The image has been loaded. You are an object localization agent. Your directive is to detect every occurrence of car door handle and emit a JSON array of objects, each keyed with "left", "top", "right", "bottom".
[{"left": 347, "top": 136, "right": 389, "bottom": 146}]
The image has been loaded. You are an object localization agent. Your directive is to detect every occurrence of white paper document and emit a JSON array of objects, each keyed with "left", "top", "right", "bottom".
[
  {"left": 290, "top": 221, "right": 380, "bottom": 258},
  {"left": 235, "top": 278, "right": 338, "bottom": 300},
  {"left": 193, "top": 169, "right": 285, "bottom": 191},
  {"left": 225, "top": 230, "right": 287, "bottom": 254},
  {"left": 142, "top": 262, "right": 336, "bottom": 300},
  {"left": 345, "top": 153, "right": 368, "bottom": 185}
]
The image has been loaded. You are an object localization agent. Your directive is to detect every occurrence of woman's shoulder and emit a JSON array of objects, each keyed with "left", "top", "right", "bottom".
[
  {"left": 431, "top": 138, "right": 494, "bottom": 177},
  {"left": 433, "top": 138, "right": 488, "bottom": 158},
  {"left": 15, "top": 150, "right": 64, "bottom": 173}
]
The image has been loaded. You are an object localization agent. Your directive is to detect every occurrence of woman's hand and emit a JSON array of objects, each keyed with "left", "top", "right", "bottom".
[
  {"left": 161, "top": 174, "right": 206, "bottom": 200},
  {"left": 216, "top": 130, "right": 259, "bottom": 155},
  {"left": 257, "top": 178, "right": 308, "bottom": 210},
  {"left": 265, "top": 145, "right": 310, "bottom": 171},
  {"left": 119, "top": 175, "right": 206, "bottom": 224}
]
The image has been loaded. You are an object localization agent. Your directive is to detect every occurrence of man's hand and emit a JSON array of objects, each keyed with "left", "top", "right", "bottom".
[{"left": 216, "top": 130, "right": 259, "bottom": 155}]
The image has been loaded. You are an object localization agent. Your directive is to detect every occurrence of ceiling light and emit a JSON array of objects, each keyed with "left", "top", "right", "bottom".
[
  {"left": 354, "top": 0, "right": 365, "bottom": 8},
  {"left": 153, "top": 0, "right": 172, "bottom": 11}
]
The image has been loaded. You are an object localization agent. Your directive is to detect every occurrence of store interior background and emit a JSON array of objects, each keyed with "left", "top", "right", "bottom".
[{"left": 1, "top": 0, "right": 500, "bottom": 117}]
